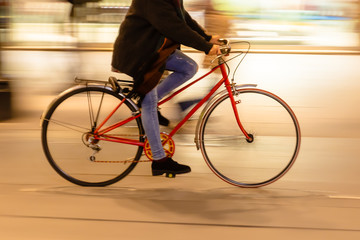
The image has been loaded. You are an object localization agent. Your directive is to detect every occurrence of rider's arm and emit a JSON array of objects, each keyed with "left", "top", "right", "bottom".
[
  {"left": 144, "top": 0, "right": 213, "bottom": 54},
  {"left": 183, "top": 10, "right": 212, "bottom": 42}
]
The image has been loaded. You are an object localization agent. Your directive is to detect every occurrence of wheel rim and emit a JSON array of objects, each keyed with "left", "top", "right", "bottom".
[
  {"left": 41, "top": 86, "right": 143, "bottom": 186},
  {"left": 199, "top": 89, "right": 300, "bottom": 187}
]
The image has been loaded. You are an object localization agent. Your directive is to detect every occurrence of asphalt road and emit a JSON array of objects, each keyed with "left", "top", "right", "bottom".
[{"left": 0, "top": 51, "right": 360, "bottom": 239}]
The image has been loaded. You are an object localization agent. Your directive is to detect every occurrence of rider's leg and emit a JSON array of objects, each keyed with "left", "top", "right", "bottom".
[
  {"left": 141, "top": 88, "right": 166, "bottom": 160},
  {"left": 156, "top": 50, "right": 198, "bottom": 126},
  {"left": 141, "top": 50, "right": 197, "bottom": 174},
  {"left": 141, "top": 87, "right": 191, "bottom": 176},
  {"left": 142, "top": 49, "right": 198, "bottom": 155},
  {"left": 157, "top": 49, "right": 198, "bottom": 100}
]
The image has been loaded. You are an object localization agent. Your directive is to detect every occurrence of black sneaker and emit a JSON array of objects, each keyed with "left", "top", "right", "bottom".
[
  {"left": 158, "top": 110, "right": 170, "bottom": 126},
  {"left": 152, "top": 157, "right": 191, "bottom": 177}
]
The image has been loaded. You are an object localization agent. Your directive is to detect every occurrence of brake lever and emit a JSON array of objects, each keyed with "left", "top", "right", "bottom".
[
  {"left": 218, "top": 39, "right": 230, "bottom": 55},
  {"left": 220, "top": 45, "right": 231, "bottom": 55}
]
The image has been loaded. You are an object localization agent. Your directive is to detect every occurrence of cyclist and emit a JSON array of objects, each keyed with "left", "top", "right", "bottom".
[{"left": 111, "top": 0, "right": 222, "bottom": 176}]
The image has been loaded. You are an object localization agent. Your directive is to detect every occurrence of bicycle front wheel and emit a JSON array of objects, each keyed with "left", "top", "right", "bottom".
[
  {"left": 41, "top": 85, "right": 144, "bottom": 186},
  {"left": 199, "top": 88, "right": 301, "bottom": 187}
]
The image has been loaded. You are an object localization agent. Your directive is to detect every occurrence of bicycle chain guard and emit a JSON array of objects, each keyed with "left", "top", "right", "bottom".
[{"left": 144, "top": 132, "right": 175, "bottom": 161}]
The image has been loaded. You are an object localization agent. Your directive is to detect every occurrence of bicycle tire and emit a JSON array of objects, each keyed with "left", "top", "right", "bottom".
[
  {"left": 198, "top": 88, "right": 301, "bottom": 187},
  {"left": 41, "top": 85, "right": 144, "bottom": 186}
]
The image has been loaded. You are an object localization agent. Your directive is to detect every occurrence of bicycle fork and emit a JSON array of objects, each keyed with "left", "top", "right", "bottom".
[
  {"left": 194, "top": 68, "right": 256, "bottom": 150},
  {"left": 221, "top": 64, "right": 253, "bottom": 142}
]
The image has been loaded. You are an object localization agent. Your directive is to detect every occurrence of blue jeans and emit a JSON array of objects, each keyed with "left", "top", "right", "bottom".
[{"left": 141, "top": 50, "right": 198, "bottom": 160}]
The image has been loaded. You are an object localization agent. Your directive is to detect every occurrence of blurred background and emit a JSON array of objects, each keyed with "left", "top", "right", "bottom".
[{"left": 1, "top": 0, "right": 359, "bottom": 49}]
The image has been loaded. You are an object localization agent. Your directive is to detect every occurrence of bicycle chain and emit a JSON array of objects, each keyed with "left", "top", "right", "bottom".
[
  {"left": 92, "top": 133, "right": 174, "bottom": 164},
  {"left": 93, "top": 159, "right": 151, "bottom": 164}
]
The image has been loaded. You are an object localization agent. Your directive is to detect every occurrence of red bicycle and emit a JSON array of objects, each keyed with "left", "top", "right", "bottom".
[{"left": 41, "top": 41, "right": 301, "bottom": 188}]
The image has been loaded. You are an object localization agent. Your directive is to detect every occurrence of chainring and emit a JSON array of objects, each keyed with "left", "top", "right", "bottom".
[{"left": 144, "top": 132, "right": 175, "bottom": 160}]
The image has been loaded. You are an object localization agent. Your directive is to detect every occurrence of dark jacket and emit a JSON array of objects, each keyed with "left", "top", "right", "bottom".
[{"left": 111, "top": 0, "right": 213, "bottom": 95}]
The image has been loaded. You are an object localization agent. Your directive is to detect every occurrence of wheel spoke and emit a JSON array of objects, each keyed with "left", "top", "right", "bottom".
[{"left": 43, "top": 117, "right": 90, "bottom": 133}]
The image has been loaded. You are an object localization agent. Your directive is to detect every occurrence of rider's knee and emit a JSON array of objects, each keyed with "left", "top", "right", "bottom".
[{"left": 185, "top": 59, "right": 198, "bottom": 78}]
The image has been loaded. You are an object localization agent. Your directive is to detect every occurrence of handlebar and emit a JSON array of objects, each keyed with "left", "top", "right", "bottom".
[
  {"left": 209, "top": 39, "right": 251, "bottom": 82},
  {"left": 218, "top": 38, "right": 231, "bottom": 55},
  {"left": 210, "top": 38, "right": 231, "bottom": 64},
  {"left": 210, "top": 39, "right": 251, "bottom": 68}
]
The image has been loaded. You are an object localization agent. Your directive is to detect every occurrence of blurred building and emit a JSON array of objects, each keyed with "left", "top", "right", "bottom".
[
  {"left": 0, "top": 0, "right": 11, "bottom": 120},
  {"left": 2, "top": 0, "right": 360, "bottom": 51}
]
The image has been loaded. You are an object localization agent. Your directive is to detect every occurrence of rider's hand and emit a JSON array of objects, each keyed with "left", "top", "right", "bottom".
[
  {"left": 208, "top": 45, "right": 222, "bottom": 55},
  {"left": 210, "top": 35, "right": 222, "bottom": 45}
]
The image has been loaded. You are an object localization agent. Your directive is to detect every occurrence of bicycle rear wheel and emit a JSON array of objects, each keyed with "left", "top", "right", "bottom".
[
  {"left": 41, "top": 85, "right": 144, "bottom": 186},
  {"left": 199, "top": 88, "right": 301, "bottom": 187}
]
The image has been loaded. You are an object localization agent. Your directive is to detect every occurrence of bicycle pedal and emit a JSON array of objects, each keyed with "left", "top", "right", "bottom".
[{"left": 165, "top": 173, "right": 176, "bottom": 178}]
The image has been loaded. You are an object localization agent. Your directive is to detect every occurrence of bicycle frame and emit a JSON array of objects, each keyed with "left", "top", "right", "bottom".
[{"left": 93, "top": 61, "right": 252, "bottom": 146}]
